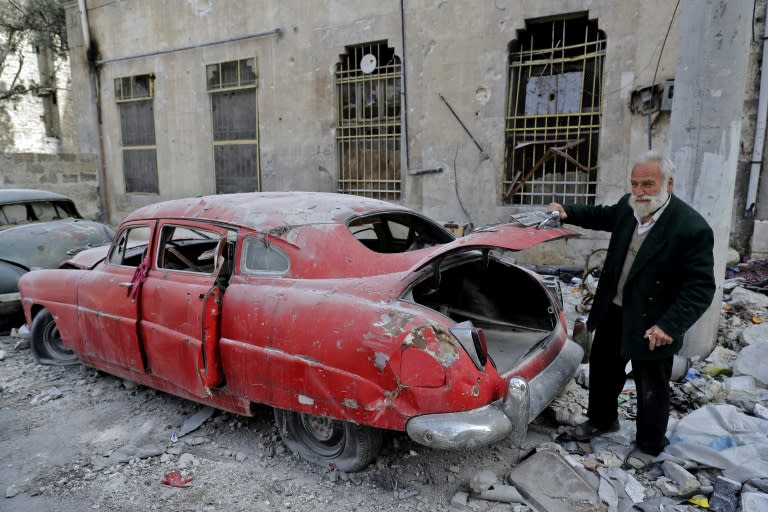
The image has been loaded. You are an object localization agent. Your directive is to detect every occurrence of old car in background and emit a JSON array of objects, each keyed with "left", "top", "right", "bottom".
[
  {"left": 19, "top": 192, "right": 582, "bottom": 471},
  {"left": 0, "top": 189, "right": 114, "bottom": 334}
]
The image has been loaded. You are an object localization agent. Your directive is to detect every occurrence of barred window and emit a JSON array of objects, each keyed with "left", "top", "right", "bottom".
[
  {"left": 115, "top": 74, "right": 158, "bottom": 194},
  {"left": 503, "top": 14, "right": 606, "bottom": 205},
  {"left": 335, "top": 42, "right": 402, "bottom": 200},
  {"left": 207, "top": 58, "right": 260, "bottom": 194}
]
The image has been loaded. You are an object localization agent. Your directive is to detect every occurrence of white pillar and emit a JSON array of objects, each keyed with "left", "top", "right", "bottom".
[{"left": 668, "top": 0, "right": 753, "bottom": 357}]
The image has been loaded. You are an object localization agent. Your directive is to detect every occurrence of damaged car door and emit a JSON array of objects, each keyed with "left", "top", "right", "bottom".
[
  {"left": 75, "top": 222, "right": 155, "bottom": 372},
  {"left": 140, "top": 222, "right": 236, "bottom": 396}
]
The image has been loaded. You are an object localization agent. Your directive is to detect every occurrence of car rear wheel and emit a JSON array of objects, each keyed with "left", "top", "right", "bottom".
[
  {"left": 273, "top": 408, "right": 382, "bottom": 472},
  {"left": 30, "top": 308, "right": 78, "bottom": 366}
]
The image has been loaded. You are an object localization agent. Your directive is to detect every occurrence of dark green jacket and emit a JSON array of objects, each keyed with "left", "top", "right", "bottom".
[{"left": 564, "top": 194, "right": 715, "bottom": 360}]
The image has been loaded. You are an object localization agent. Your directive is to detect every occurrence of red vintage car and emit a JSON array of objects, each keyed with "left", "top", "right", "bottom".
[{"left": 19, "top": 192, "right": 582, "bottom": 471}]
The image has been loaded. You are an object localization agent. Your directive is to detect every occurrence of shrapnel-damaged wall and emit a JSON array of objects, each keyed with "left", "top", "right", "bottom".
[{"left": 0, "top": 152, "right": 104, "bottom": 222}]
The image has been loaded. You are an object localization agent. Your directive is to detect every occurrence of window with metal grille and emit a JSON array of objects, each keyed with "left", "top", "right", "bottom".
[
  {"left": 503, "top": 14, "right": 606, "bottom": 205},
  {"left": 335, "top": 42, "right": 402, "bottom": 200},
  {"left": 206, "top": 58, "right": 260, "bottom": 194},
  {"left": 115, "top": 74, "right": 159, "bottom": 194}
]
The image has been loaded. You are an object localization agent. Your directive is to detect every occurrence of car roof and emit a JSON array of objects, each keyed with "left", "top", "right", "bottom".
[
  {"left": 0, "top": 188, "right": 73, "bottom": 204},
  {"left": 125, "top": 192, "right": 413, "bottom": 229}
]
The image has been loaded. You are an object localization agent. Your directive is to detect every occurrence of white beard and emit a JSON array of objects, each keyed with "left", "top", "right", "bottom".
[{"left": 629, "top": 187, "right": 669, "bottom": 219}]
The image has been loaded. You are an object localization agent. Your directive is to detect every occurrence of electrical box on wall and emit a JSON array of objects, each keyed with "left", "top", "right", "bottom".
[{"left": 629, "top": 79, "right": 674, "bottom": 115}]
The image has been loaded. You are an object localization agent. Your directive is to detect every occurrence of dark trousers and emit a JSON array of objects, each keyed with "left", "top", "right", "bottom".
[{"left": 587, "top": 303, "right": 673, "bottom": 455}]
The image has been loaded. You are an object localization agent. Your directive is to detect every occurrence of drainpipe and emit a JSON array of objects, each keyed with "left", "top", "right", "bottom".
[
  {"left": 400, "top": 0, "right": 410, "bottom": 170},
  {"left": 78, "top": 0, "right": 110, "bottom": 223},
  {"left": 745, "top": 3, "right": 768, "bottom": 216}
]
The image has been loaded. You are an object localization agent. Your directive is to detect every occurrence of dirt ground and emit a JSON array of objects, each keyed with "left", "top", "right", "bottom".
[{"left": 0, "top": 330, "right": 557, "bottom": 512}]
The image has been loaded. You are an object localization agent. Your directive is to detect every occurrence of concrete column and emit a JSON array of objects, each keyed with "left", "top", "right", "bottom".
[{"left": 667, "top": 0, "right": 753, "bottom": 357}]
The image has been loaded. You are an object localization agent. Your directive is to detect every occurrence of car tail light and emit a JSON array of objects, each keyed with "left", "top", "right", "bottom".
[
  {"left": 473, "top": 327, "right": 488, "bottom": 367},
  {"left": 449, "top": 321, "right": 489, "bottom": 370}
]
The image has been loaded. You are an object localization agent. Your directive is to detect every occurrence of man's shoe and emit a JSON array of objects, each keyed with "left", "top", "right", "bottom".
[{"left": 572, "top": 420, "right": 620, "bottom": 441}]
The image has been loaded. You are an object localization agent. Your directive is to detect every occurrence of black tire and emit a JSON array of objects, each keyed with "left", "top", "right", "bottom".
[
  {"left": 273, "top": 408, "right": 382, "bottom": 472},
  {"left": 30, "top": 308, "right": 78, "bottom": 366}
]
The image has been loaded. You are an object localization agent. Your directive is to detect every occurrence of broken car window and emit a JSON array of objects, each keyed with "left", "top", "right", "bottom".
[
  {"left": 242, "top": 237, "right": 289, "bottom": 274},
  {"left": 108, "top": 226, "right": 152, "bottom": 267},
  {"left": 348, "top": 212, "right": 454, "bottom": 253}
]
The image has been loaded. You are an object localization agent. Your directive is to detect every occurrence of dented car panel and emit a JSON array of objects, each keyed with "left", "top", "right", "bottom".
[
  {"left": 19, "top": 191, "right": 581, "bottom": 471},
  {"left": 0, "top": 189, "right": 114, "bottom": 326}
]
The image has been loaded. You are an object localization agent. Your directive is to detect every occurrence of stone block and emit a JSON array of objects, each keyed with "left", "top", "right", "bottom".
[
  {"left": 710, "top": 476, "right": 741, "bottom": 512},
  {"left": 751, "top": 220, "right": 768, "bottom": 258}
]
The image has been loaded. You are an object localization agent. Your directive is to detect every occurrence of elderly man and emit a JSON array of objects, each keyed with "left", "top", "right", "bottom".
[{"left": 547, "top": 150, "right": 715, "bottom": 466}]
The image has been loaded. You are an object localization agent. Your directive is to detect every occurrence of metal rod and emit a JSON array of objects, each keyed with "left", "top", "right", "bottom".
[{"left": 438, "top": 93, "right": 484, "bottom": 154}]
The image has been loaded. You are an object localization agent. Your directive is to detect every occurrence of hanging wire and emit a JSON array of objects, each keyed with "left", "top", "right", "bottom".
[{"left": 648, "top": 0, "right": 681, "bottom": 149}]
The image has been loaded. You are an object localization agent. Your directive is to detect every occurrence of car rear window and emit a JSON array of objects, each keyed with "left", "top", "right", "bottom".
[
  {"left": 0, "top": 200, "right": 80, "bottom": 226},
  {"left": 347, "top": 212, "right": 454, "bottom": 253}
]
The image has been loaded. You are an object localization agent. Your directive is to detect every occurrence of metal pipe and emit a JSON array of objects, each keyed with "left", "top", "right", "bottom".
[
  {"left": 78, "top": 0, "right": 90, "bottom": 52},
  {"left": 95, "top": 29, "right": 282, "bottom": 66},
  {"left": 400, "top": 0, "right": 410, "bottom": 169},
  {"left": 745, "top": 3, "right": 768, "bottom": 216},
  {"left": 77, "top": 0, "right": 109, "bottom": 223}
]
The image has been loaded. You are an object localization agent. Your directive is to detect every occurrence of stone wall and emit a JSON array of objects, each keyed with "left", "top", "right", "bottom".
[{"left": 0, "top": 152, "right": 104, "bottom": 222}]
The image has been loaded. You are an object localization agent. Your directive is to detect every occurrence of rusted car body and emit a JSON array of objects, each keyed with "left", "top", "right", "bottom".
[
  {"left": 19, "top": 192, "right": 582, "bottom": 470},
  {"left": 0, "top": 189, "right": 114, "bottom": 328}
]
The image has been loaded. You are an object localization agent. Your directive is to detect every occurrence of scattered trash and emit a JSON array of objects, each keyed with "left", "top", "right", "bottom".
[
  {"left": 177, "top": 406, "right": 216, "bottom": 438},
  {"left": 161, "top": 470, "right": 194, "bottom": 488}
]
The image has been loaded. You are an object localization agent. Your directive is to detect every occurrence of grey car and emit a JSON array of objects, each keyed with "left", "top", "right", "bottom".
[{"left": 0, "top": 189, "right": 114, "bottom": 331}]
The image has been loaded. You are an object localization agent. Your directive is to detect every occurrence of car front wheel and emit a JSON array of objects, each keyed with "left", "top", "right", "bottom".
[
  {"left": 30, "top": 308, "right": 78, "bottom": 366},
  {"left": 273, "top": 408, "right": 382, "bottom": 472}
]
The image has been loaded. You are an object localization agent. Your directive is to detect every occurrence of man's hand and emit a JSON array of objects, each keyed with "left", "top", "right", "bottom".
[
  {"left": 546, "top": 202, "right": 568, "bottom": 220},
  {"left": 644, "top": 325, "right": 672, "bottom": 351}
]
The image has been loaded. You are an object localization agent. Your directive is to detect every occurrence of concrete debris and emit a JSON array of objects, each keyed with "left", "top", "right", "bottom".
[
  {"left": 468, "top": 469, "right": 498, "bottom": 493},
  {"left": 93, "top": 420, "right": 166, "bottom": 470},
  {"left": 475, "top": 484, "right": 525, "bottom": 504},
  {"left": 660, "top": 460, "right": 701, "bottom": 497},
  {"left": 739, "top": 323, "right": 768, "bottom": 346},
  {"left": 450, "top": 491, "right": 469, "bottom": 508},
  {"left": 30, "top": 386, "right": 63, "bottom": 404},
  {"left": 709, "top": 476, "right": 741, "bottom": 512},
  {"left": 5, "top": 484, "right": 19, "bottom": 498},
  {"left": 733, "top": 340, "right": 768, "bottom": 385},
  {"left": 728, "top": 286, "right": 768, "bottom": 310},
  {"left": 506, "top": 448, "right": 604, "bottom": 512},
  {"left": 741, "top": 492, "right": 768, "bottom": 511}
]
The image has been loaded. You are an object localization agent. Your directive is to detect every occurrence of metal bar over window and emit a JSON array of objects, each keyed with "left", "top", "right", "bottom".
[
  {"left": 503, "top": 15, "right": 606, "bottom": 206},
  {"left": 335, "top": 42, "right": 402, "bottom": 200}
]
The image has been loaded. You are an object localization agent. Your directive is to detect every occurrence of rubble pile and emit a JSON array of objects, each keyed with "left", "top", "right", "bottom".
[{"left": 451, "top": 271, "right": 768, "bottom": 512}]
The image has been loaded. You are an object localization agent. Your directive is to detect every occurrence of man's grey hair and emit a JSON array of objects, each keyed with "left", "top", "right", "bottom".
[{"left": 632, "top": 150, "right": 675, "bottom": 181}]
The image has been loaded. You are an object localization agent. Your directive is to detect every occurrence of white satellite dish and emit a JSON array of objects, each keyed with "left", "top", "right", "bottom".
[{"left": 360, "top": 54, "right": 377, "bottom": 74}]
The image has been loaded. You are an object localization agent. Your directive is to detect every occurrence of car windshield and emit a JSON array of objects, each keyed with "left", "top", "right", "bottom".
[{"left": 0, "top": 200, "right": 81, "bottom": 226}]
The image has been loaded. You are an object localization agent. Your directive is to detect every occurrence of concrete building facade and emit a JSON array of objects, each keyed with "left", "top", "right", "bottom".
[{"left": 59, "top": 0, "right": 767, "bottom": 266}]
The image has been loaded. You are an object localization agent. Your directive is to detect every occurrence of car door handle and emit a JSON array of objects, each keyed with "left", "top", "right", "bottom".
[{"left": 119, "top": 282, "right": 133, "bottom": 288}]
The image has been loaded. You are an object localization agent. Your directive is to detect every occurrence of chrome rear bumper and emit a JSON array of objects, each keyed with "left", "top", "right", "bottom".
[{"left": 406, "top": 338, "right": 583, "bottom": 450}]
